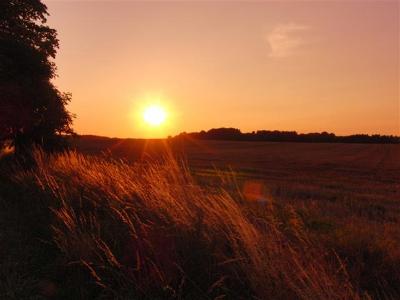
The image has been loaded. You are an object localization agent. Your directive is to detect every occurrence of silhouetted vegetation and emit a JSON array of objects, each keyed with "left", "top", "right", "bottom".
[
  {"left": 0, "top": 0, "right": 73, "bottom": 155},
  {"left": 176, "top": 128, "right": 399, "bottom": 144}
]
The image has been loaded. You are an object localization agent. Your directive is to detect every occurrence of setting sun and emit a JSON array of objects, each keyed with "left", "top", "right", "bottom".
[{"left": 143, "top": 105, "right": 167, "bottom": 126}]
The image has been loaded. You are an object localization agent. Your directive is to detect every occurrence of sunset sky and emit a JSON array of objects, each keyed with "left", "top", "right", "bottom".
[{"left": 45, "top": 1, "right": 399, "bottom": 138}]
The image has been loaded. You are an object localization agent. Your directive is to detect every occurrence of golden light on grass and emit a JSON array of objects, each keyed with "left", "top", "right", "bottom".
[
  {"left": 143, "top": 105, "right": 167, "bottom": 126},
  {"left": 19, "top": 149, "right": 360, "bottom": 299}
]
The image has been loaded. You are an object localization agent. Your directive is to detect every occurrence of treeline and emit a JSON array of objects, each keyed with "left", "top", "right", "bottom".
[{"left": 175, "top": 128, "right": 400, "bottom": 144}]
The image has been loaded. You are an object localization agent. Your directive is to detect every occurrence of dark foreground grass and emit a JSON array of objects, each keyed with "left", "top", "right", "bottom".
[{"left": 0, "top": 149, "right": 395, "bottom": 299}]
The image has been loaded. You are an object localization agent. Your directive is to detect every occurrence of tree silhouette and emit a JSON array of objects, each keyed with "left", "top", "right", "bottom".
[
  {"left": 176, "top": 128, "right": 399, "bottom": 144},
  {"left": 0, "top": 0, "right": 73, "bottom": 154}
]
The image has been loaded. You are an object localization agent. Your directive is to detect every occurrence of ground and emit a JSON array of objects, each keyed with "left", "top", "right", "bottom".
[{"left": 1, "top": 137, "right": 399, "bottom": 299}]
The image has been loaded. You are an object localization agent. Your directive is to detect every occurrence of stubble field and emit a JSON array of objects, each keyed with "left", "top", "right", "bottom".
[{"left": 76, "top": 136, "right": 400, "bottom": 297}]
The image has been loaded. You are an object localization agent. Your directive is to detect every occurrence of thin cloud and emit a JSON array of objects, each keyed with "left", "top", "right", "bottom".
[{"left": 266, "top": 23, "right": 309, "bottom": 58}]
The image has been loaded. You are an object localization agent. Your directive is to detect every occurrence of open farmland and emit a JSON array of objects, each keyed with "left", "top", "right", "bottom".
[
  {"left": 181, "top": 141, "right": 400, "bottom": 222},
  {"left": 73, "top": 136, "right": 400, "bottom": 298},
  {"left": 1, "top": 137, "right": 399, "bottom": 299},
  {"left": 75, "top": 137, "right": 400, "bottom": 211},
  {"left": 74, "top": 136, "right": 400, "bottom": 225}
]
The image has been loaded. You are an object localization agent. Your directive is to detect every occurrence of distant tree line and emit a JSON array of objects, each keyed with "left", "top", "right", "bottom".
[{"left": 175, "top": 128, "right": 399, "bottom": 144}]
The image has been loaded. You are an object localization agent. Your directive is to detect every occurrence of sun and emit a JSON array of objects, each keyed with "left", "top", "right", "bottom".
[{"left": 143, "top": 105, "right": 167, "bottom": 126}]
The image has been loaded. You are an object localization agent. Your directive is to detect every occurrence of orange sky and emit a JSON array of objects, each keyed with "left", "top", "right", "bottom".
[{"left": 45, "top": 1, "right": 399, "bottom": 138}]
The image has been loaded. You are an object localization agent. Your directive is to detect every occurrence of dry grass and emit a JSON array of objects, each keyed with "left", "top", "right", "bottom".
[{"left": 0, "top": 149, "right": 369, "bottom": 299}]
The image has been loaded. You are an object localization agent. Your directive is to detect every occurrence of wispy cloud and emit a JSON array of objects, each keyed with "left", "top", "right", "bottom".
[{"left": 266, "top": 23, "right": 309, "bottom": 58}]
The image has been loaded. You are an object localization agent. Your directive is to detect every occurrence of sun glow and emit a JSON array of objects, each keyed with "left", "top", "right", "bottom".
[{"left": 143, "top": 105, "right": 167, "bottom": 126}]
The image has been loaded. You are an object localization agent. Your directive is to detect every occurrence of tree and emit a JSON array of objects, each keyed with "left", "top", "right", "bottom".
[{"left": 0, "top": 0, "right": 73, "bottom": 154}]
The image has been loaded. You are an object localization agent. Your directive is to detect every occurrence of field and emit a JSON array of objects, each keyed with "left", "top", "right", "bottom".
[
  {"left": 73, "top": 136, "right": 400, "bottom": 297},
  {"left": 76, "top": 137, "right": 400, "bottom": 225},
  {"left": 1, "top": 137, "right": 399, "bottom": 299}
]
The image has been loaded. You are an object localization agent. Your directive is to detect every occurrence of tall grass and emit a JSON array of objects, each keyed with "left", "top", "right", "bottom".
[{"left": 8, "top": 150, "right": 365, "bottom": 299}]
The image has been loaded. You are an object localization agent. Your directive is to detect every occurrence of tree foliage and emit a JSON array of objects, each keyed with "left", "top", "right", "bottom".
[{"left": 0, "top": 0, "right": 73, "bottom": 153}]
